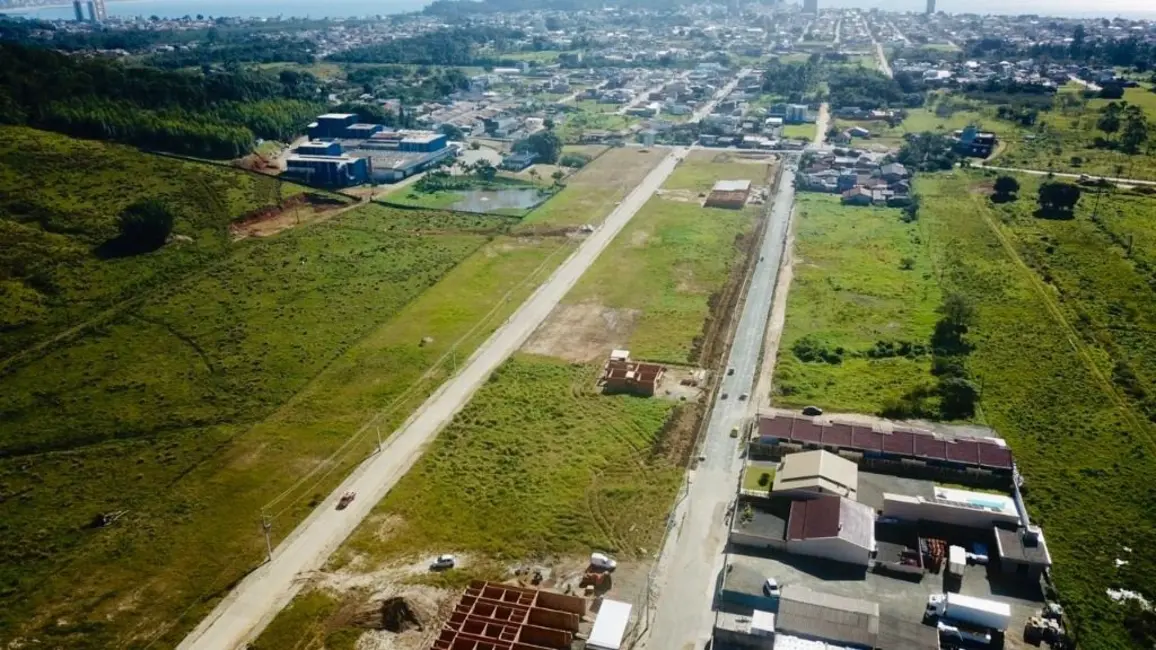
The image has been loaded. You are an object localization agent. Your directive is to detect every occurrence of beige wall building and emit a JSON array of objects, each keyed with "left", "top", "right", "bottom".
[{"left": 772, "top": 450, "right": 859, "bottom": 500}]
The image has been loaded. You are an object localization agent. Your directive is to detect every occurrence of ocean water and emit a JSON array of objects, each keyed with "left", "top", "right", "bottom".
[{"left": 6, "top": 0, "right": 432, "bottom": 20}]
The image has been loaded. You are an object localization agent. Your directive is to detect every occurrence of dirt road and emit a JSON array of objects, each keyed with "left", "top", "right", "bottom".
[
  {"left": 812, "top": 103, "right": 830, "bottom": 147},
  {"left": 177, "top": 147, "right": 690, "bottom": 650}
]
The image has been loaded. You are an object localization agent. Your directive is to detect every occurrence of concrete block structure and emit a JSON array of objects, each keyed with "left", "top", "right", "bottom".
[
  {"left": 293, "top": 140, "right": 343, "bottom": 157},
  {"left": 431, "top": 581, "right": 585, "bottom": 650},
  {"left": 600, "top": 350, "right": 664, "bottom": 397},
  {"left": 285, "top": 154, "right": 369, "bottom": 188}
]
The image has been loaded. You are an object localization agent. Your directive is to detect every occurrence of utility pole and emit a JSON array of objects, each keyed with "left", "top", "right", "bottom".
[{"left": 260, "top": 513, "right": 273, "bottom": 563}]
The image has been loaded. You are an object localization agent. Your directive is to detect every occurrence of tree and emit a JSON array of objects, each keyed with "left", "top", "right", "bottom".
[
  {"left": 1120, "top": 105, "right": 1150, "bottom": 154},
  {"left": 1037, "top": 181, "right": 1082, "bottom": 217},
  {"left": 939, "top": 376, "right": 979, "bottom": 419},
  {"left": 1097, "top": 102, "right": 1123, "bottom": 140},
  {"left": 513, "top": 129, "right": 562, "bottom": 164},
  {"left": 551, "top": 169, "right": 565, "bottom": 185},
  {"left": 992, "top": 175, "right": 1020, "bottom": 202},
  {"left": 117, "top": 199, "right": 174, "bottom": 251},
  {"left": 938, "top": 293, "right": 976, "bottom": 332},
  {"left": 438, "top": 123, "right": 465, "bottom": 141}
]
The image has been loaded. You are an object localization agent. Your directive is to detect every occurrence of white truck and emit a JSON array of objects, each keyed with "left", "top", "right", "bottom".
[{"left": 926, "top": 593, "right": 1011, "bottom": 633}]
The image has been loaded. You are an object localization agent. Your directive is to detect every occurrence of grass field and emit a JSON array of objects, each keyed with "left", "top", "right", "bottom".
[
  {"left": 836, "top": 106, "right": 1018, "bottom": 148},
  {"left": 782, "top": 123, "right": 816, "bottom": 141},
  {"left": 662, "top": 150, "right": 772, "bottom": 194},
  {"left": 773, "top": 194, "right": 942, "bottom": 413},
  {"left": 555, "top": 108, "right": 638, "bottom": 144},
  {"left": 995, "top": 84, "right": 1156, "bottom": 180},
  {"left": 252, "top": 148, "right": 765, "bottom": 649},
  {"left": 520, "top": 147, "right": 667, "bottom": 229},
  {"left": 0, "top": 126, "right": 316, "bottom": 359},
  {"left": 563, "top": 153, "right": 765, "bottom": 363},
  {"left": 911, "top": 171, "right": 1156, "bottom": 649},
  {"left": 0, "top": 194, "right": 579, "bottom": 648}
]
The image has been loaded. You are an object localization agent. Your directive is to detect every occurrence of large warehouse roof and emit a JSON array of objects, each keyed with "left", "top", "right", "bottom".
[{"left": 757, "top": 415, "right": 1013, "bottom": 470}]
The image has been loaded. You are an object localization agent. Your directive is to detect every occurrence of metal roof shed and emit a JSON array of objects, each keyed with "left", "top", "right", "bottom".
[{"left": 588, "top": 599, "right": 632, "bottom": 650}]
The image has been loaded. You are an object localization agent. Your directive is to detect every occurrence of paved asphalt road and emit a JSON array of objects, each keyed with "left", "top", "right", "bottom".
[
  {"left": 177, "top": 147, "right": 689, "bottom": 650},
  {"left": 179, "top": 70, "right": 748, "bottom": 650},
  {"left": 640, "top": 157, "right": 798, "bottom": 650}
]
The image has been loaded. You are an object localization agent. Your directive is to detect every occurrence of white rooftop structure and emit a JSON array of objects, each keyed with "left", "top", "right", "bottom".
[
  {"left": 587, "top": 599, "right": 632, "bottom": 650},
  {"left": 712, "top": 179, "right": 752, "bottom": 192}
]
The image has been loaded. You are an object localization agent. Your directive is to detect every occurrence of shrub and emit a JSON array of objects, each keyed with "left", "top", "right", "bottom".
[
  {"left": 117, "top": 199, "right": 174, "bottom": 252},
  {"left": 758, "top": 472, "right": 771, "bottom": 487},
  {"left": 559, "top": 153, "right": 591, "bottom": 168},
  {"left": 792, "top": 335, "right": 844, "bottom": 364}
]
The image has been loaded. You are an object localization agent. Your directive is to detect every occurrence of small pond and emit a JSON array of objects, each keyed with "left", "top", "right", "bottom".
[{"left": 451, "top": 187, "right": 549, "bottom": 214}]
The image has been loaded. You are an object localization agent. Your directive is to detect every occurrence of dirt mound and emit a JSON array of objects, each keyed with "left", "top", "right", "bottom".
[{"left": 353, "top": 596, "right": 430, "bottom": 633}]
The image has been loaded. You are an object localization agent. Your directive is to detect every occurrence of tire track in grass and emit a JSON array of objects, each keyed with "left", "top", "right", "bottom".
[{"left": 968, "top": 191, "right": 1156, "bottom": 455}]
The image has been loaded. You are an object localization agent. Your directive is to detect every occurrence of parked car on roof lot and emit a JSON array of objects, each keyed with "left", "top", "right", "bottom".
[{"left": 763, "top": 578, "right": 780, "bottom": 597}]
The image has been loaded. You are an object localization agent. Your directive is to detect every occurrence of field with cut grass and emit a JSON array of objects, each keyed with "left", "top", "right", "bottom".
[
  {"left": 0, "top": 196, "right": 578, "bottom": 648},
  {"left": 0, "top": 125, "right": 317, "bottom": 359},
  {"left": 555, "top": 108, "right": 638, "bottom": 144},
  {"left": 662, "top": 149, "right": 773, "bottom": 194},
  {"left": 520, "top": 147, "right": 667, "bottom": 229},
  {"left": 773, "top": 194, "right": 942, "bottom": 413},
  {"left": 782, "top": 123, "right": 816, "bottom": 141},
  {"left": 563, "top": 157, "right": 764, "bottom": 363},
  {"left": 912, "top": 171, "right": 1156, "bottom": 649}
]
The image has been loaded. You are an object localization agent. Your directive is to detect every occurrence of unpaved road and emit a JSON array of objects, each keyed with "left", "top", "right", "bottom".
[
  {"left": 639, "top": 157, "right": 798, "bottom": 650},
  {"left": 976, "top": 163, "right": 1156, "bottom": 187},
  {"left": 177, "top": 148, "right": 689, "bottom": 650},
  {"left": 813, "top": 103, "right": 830, "bottom": 147}
]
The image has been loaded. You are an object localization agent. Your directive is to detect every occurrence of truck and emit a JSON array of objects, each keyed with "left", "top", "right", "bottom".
[
  {"left": 926, "top": 593, "right": 1011, "bottom": 633},
  {"left": 937, "top": 621, "right": 992, "bottom": 645}
]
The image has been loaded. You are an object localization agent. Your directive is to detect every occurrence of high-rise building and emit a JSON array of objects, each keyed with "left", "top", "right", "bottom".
[
  {"left": 73, "top": 0, "right": 85, "bottom": 20},
  {"left": 926, "top": 0, "right": 935, "bottom": 13},
  {"left": 803, "top": 0, "right": 817, "bottom": 14}
]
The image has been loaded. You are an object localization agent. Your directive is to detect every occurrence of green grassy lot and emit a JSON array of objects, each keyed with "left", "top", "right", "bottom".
[
  {"left": 836, "top": 106, "right": 1019, "bottom": 148},
  {"left": 0, "top": 198, "right": 577, "bottom": 648},
  {"left": 914, "top": 171, "right": 1156, "bottom": 649},
  {"left": 344, "top": 354, "right": 680, "bottom": 559},
  {"left": 253, "top": 148, "right": 763, "bottom": 650},
  {"left": 566, "top": 198, "right": 756, "bottom": 364},
  {"left": 742, "top": 464, "right": 776, "bottom": 492},
  {"left": 782, "top": 123, "right": 816, "bottom": 141},
  {"left": 0, "top": 126, "right": 315, "bottom": 359},
  {"left": 995, "top": 83, "right": 1156, "bottom": 180},
  {"left": 520, "top": 147, "right": 667, "bottom": 229},
  {"left": 663, "top": 150, "right": 771, "bottom": 194},
  {"left": 563, "top": 153, "right": 765, "bottom": 363},
  {"left": 773, "top": 194, "right": 942, "bottom": 413},
  {"left": 555, "top": 108, "right": 637, "bottom": 144}
]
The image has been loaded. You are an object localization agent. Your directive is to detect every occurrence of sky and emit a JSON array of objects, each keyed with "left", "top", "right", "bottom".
[{"left": 821, "top": 0, "right": 1156, "bottom": 18}]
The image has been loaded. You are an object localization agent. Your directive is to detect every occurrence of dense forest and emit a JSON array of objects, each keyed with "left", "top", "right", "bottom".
[
  {"left": 328, "top": 26, "right": 524, "bottom": 65},
  {"left": 0, "top": 42, "right": 322, "bottom": 158}
]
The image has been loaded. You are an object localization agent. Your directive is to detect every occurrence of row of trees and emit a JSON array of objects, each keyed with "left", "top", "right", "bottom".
[{"left": 0, "top": 42, "right": 323, "bottom": 158}]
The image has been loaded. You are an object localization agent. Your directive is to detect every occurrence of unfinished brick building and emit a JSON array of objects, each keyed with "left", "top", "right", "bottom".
[
  {"left": 430, "top": 581, "right": 587, "bottom": 650},
  {"left": 600, "top": 349, "right": 665, "bottom": 397}
]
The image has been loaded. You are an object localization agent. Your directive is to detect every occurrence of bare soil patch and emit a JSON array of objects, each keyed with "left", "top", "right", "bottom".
[
  {"left": 230, "top": 193, "right": 349, "bottom": 240},
  {"left": 522, "top": 303, "right": 640, "bottom": 362}
]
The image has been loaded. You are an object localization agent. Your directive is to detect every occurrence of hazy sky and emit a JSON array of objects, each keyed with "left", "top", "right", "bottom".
[{"left": 823, "top": 0, "right": 1156, "bottom": 17}]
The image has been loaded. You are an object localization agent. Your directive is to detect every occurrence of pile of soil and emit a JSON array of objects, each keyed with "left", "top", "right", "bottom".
[{"left": 353, "top": 596, "right": 429, "bottom": 633}]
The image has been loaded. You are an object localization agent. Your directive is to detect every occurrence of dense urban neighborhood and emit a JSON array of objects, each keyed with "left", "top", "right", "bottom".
[{"left": 1, "top": 2, "right": 1156, "bottom": 650}]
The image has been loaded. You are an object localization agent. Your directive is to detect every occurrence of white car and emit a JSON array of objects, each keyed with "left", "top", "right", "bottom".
[
  {"left": 763, "top": 578, "right": 780, "bottom": 597},
  {"left": 590, "top": 552, "right": 617, "bottom": 571},
  {"left": 430, "top": 554, "right": 456, "bottom": 570}
]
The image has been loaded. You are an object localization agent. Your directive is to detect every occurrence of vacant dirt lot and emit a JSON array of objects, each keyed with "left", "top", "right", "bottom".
[{"left": 523, "top": 302, "right": 640, "bottom": 362}]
